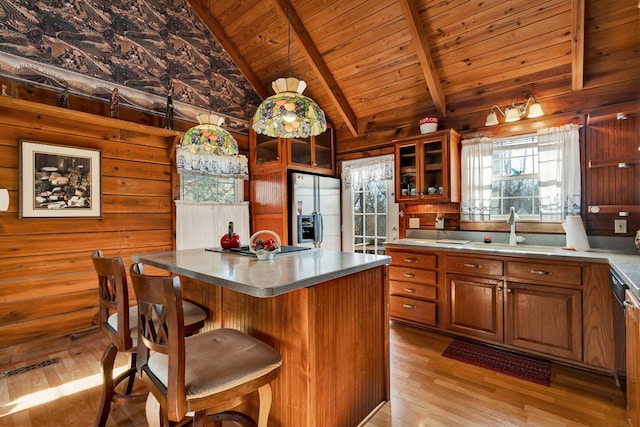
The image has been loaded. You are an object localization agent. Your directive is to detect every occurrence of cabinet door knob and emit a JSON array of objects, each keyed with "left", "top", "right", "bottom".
[
  {"left": 530, "top": 270, "right": 552, "bottom": 275},
  {"left": 402, "top": 304, "right": 417, "bottom": 309},
  {"left": 403, "top": 288, "right": 417, "bottom": 293},
  {"left": 464, "top": 263, "right": 480, "bottom": 268}
]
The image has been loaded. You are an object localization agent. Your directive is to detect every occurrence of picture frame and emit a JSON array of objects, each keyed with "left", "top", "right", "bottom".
[{"left": 19, "top": 140, "right": 102, "bottom": 218}]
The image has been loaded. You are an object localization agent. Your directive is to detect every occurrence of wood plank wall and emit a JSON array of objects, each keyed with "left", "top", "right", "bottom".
[
  {"left": 0, "top": 98, "right": 176, "bottom": 365},
  {"left": 0, "top": 82, "right": 248, "bottom": 366}
]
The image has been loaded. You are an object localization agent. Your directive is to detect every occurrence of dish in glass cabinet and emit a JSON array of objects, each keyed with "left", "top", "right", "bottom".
[{"left": 41, "top": 166, "right": 58, "bottom": 171}]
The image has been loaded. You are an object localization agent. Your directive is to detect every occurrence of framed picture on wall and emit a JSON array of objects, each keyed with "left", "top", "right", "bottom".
[{"left": 19, "top": 140, "right": 102, "bottom": 218}]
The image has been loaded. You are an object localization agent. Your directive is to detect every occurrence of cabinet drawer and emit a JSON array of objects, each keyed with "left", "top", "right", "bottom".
[
  {"left": 389, "top": 251, "right": 437, "bottom": 269},
  {"left": 389, "top": 266, "right": 436, "bottom": 285},
  {"left": 389, "top": 280, "right": 437, "bottom": 300},
  {"left": 447, "top": 256, "right": 503, "bottom": 276},
  {"left": 507, "top": 261, "right": 581, "bottom": 287},
  {"left": 389, "top": 296, "right": 436, "bottom": 326}
]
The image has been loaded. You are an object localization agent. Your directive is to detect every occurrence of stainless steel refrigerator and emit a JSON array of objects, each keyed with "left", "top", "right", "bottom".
[{"left": 289, "top": 172, "right": 341, "bottom": 251}]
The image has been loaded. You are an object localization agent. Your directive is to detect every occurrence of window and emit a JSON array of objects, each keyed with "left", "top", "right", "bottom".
[
  {"left": 491, "top": 135, "right": 540, "bottom": 219},
  {"left": 179, "top": 173, "right": 243, "bottom": 204},
  {"left": 461, "top": 125, "right": 581, "bottom": 222}
]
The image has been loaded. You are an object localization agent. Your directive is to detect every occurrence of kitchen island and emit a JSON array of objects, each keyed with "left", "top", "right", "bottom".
[{"left": 132, "top": 248, "right": 391, "bottom": 427}]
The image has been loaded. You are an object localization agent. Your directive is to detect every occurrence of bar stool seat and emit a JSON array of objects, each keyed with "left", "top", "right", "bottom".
[
  {"left": 130, "top": 263, "right": 281, "bottom": 427},
  {"left": 92, "top": 251, "right": 207, "bottom": 427}
]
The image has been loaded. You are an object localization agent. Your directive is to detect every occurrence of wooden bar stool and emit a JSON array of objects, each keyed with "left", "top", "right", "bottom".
[
  {"left": 129, "top": 263, "right": 282, "bottom": 427},
  {"left": 92, "top": 251, "right": 207, "bottom": 427}
]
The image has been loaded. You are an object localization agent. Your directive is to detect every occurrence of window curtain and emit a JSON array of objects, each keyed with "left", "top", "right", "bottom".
[
  {"left": 460, "top": 137, "right": 493, "bottom": 221},
  {"left": 537, "top": 124, "right": 582, "bottom": 220},
  {"left": 342, "top": 154, "right": 394, "bottom": 189},
  {"left": 175, "top": 201, "right": 250, "bottom": 250}
]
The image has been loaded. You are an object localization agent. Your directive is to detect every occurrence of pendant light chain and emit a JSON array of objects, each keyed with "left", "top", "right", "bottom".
[
  {"left": 287, "top": 0, "right": 291, "bottom": 77},
  {"left": 207, "top": 0, "right": 212, "bottom": 116}
]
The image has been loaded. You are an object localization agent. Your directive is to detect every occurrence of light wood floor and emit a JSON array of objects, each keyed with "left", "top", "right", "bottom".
[{"left": 0, "top": 322, "right": 628, "bottom": 426}]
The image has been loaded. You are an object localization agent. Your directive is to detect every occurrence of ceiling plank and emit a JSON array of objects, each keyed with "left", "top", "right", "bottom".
[
  {"left": 270, "top": 0, "right": 359, "bottom": 137},
  {"left": 188, "top": 0, "right": 271, "bottom": 99},
  {"left": 398, "top": 0, "right": 447, "bottom": 118},
  {"left": 571, "top": 0, "right": 585, "bottom": 91}
]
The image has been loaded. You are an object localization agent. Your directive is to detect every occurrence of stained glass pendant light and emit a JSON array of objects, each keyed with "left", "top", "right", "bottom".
[
  {"left": 252, "top": 0, "right": 327, "bottom": 139},
  {"left": 180, "top": 113, "right": 238, "bottom": 156}
]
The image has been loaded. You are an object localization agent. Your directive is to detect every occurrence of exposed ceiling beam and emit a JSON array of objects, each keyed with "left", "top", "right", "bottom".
[
  {"left": 188, "top": 0, "right": 270, "bottom": 99},
  {"left": 571, "top": 0, "right": 585, "bottom": 91},
  {"left": 270, "top": 0, "right": 359, "bottom": 137},
  {"left": 398, "top": 0, "right": 446, "bottom": 118}
]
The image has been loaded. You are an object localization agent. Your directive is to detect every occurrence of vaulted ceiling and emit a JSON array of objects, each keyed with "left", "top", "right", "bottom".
[{"left": 190, "top": 0, "right": 638, "bottom": 145}]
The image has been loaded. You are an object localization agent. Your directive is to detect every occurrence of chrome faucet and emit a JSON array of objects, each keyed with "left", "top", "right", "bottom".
[{"left": 507, "top": 207, "right": 517, "bottom": 246}]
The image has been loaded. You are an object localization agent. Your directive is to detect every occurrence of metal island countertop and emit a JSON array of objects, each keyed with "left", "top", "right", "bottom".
[{"left": 132, "top": 247, "right": 391, "bottom": 297}]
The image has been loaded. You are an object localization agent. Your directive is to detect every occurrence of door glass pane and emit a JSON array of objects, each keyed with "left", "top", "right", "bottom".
[
  {"left": 290, "top": 137, "right": 311, "bottom": 165},
  {"left": 314, "top": 127, "right": 333, "bottom": 169},
  {"left": 352, "top": 179, "right": 389, "bottom": 255},
  {"left": 256, "top": 133, "right": 279, "bottom": 164},
  {"left": 399, "top": 144, "right": 417, "bottom": 196},
  {"left": 423, "top": 140, "right": 443, "bottom": 192}
]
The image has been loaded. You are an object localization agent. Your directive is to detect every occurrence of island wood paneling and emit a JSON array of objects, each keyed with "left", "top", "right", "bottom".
[
  {"left": 177, "top": 265, "right": 390, "bottom": 427},
  {"left": 0, "top": 97, "right": 182, "bottom": 365}
]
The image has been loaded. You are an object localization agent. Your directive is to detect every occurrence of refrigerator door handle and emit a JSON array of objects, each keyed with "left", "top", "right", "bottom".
[{"left": 314, "top": 212, "right": 323, "bottom": 244}]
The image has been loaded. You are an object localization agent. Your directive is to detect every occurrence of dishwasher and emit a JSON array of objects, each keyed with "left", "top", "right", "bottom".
[{"left": 611, "top": 268, "right": 628, "bottom": 382}]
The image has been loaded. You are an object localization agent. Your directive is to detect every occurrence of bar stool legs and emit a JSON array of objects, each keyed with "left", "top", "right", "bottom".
[{"left": 94, "top": 343, "right": 147, "bottom": 427}]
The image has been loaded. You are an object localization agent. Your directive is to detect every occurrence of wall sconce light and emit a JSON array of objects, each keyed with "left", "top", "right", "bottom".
[{"left": 485, "top": 96, "right": 544, "bottom": 126}]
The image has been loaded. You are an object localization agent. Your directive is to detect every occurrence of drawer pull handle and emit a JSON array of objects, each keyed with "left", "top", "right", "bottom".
[
  {"left": 464, "top": 263, "right": 480, "bottom": 268},
  {"left": 403, "top": 288, "right": 417, "bottom": 293},
  {"left": 530, "top": 270, "right": 552, "bottom": 275},
  {"left": 403, "top": 273, "right": 416, "bottom": 278},
  {"left": 402, "top": 304, "right": 417, "bottom": 309},
  {"left": 404, "top": 258, "right": 418, "bottom": 263}
]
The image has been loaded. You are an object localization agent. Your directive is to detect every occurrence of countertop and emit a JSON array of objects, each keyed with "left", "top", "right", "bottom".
[
  {"left": 132, "top": 248, "right": 391, "bottom": 297},
  {"left": 385, "top": 238, "right": 640, "bottom": 295}
]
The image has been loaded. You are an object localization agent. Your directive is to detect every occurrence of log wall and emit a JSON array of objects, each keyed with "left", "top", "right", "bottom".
[{"left": 0, "top": 93, "right": 247, "bottom": 365}]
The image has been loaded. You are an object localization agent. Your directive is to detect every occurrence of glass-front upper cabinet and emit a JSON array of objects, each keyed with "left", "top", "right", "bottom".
[
  {"left": 289, "top": 122, "right": 335, "bottom": 174},
  {"left": 249, "top": 124, "right": 282, "bottom": 167},
  {"left": 250, "top": 121, "right": 335, "bottom": 175},
  {"left": 394, "top": 129, "right": 461, "bottom": 203}
]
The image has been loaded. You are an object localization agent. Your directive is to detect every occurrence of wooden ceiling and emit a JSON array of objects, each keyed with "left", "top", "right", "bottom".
[{"left": 188, "top": 0, "right": 639, "bottom": 145}]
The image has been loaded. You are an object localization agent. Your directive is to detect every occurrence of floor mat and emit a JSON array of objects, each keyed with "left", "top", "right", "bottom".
[{"left": 442, "top": 338, "right": 551, "bottom": 386}]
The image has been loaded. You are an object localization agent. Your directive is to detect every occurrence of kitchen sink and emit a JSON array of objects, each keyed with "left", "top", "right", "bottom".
[{"left": 466, "top": 242, "right": 560, "bottom": 254}]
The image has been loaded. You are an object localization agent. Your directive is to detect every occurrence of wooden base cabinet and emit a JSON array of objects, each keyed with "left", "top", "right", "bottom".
[
  {"left": 387, "top": 249, "right": 439, "bottom": 328},
  {"left": 385, "top": 242, "right": 615, "bottom": 372},
  {"left": 506, "top": 282, "right": 582, "bottom": 361},
  {"left": 446, "top": 255, "right": 583, "bottom": 362},
  {"left": 448, "top": 274, "right": 504, "bottom": 341},
  {"left": 626, "top": 290, "right": 640, "bottom": 427}
]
